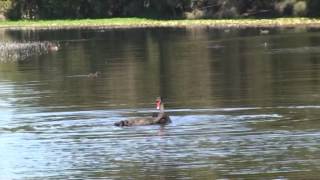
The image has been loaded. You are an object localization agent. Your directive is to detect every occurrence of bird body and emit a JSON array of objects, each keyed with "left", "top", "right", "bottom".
[{"left": 114, "top": 97, "right": 171, "bottom": 127}]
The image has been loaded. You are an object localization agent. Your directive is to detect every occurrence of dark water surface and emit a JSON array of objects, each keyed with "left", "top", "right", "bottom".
[{"left": 1, "top": 27, "right": 320, "bottom": 179}]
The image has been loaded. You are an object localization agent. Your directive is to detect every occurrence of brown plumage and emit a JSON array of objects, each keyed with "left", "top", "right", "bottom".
[{"left": 114, "top": 97, "right": 171, "bottom": 127}]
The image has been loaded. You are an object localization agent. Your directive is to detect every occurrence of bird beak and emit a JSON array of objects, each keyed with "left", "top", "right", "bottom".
[{"left": 156, "top": 101, "right": 161, "bottom": 110}]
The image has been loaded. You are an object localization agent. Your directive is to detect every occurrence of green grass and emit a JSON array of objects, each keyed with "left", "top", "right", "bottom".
[{"left": 1, "top": 17, "right": 320, "bottom": 29}]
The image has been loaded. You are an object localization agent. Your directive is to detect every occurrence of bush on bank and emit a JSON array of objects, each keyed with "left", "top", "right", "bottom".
[{"left": 0, "top": 0, "right": 319, "bottom": 20}]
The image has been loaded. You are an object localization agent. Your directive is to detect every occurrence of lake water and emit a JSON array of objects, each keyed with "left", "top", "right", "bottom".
[{"left": 1, "top": 27, "right": 320, "bottom": 179}]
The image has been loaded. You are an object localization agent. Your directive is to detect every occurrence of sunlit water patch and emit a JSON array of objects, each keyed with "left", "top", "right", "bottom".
[
  {"left": 0, "top": 41, "right": 59, "bottom": 62},
  {"left": 269, "top": 46, "right": 320, "bottom": 55},
  {"left": 1, "top": 105, "right": 319, "bottom": 179}
]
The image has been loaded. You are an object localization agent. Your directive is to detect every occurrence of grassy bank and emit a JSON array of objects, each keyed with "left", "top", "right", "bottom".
[{"left": 1, "top": 17, "right": 320, "bottom": 29}]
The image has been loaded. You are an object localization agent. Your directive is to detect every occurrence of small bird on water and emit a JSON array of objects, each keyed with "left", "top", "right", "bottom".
[
  {"left": 88, "top": 71, "right": 101, "bottom": 78},
  {"left": 114, "top": 97, "right": 171, "bottom": 127}
]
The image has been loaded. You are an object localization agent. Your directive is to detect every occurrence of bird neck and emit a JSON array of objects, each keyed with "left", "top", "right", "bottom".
[{"left": 159, "top": 103, "right": 164, "bottom": 113}]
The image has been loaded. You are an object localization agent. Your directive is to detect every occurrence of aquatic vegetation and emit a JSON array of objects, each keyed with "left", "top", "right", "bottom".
[{"left": 0, "top": 41, "right": 59, "bottom": 62}]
